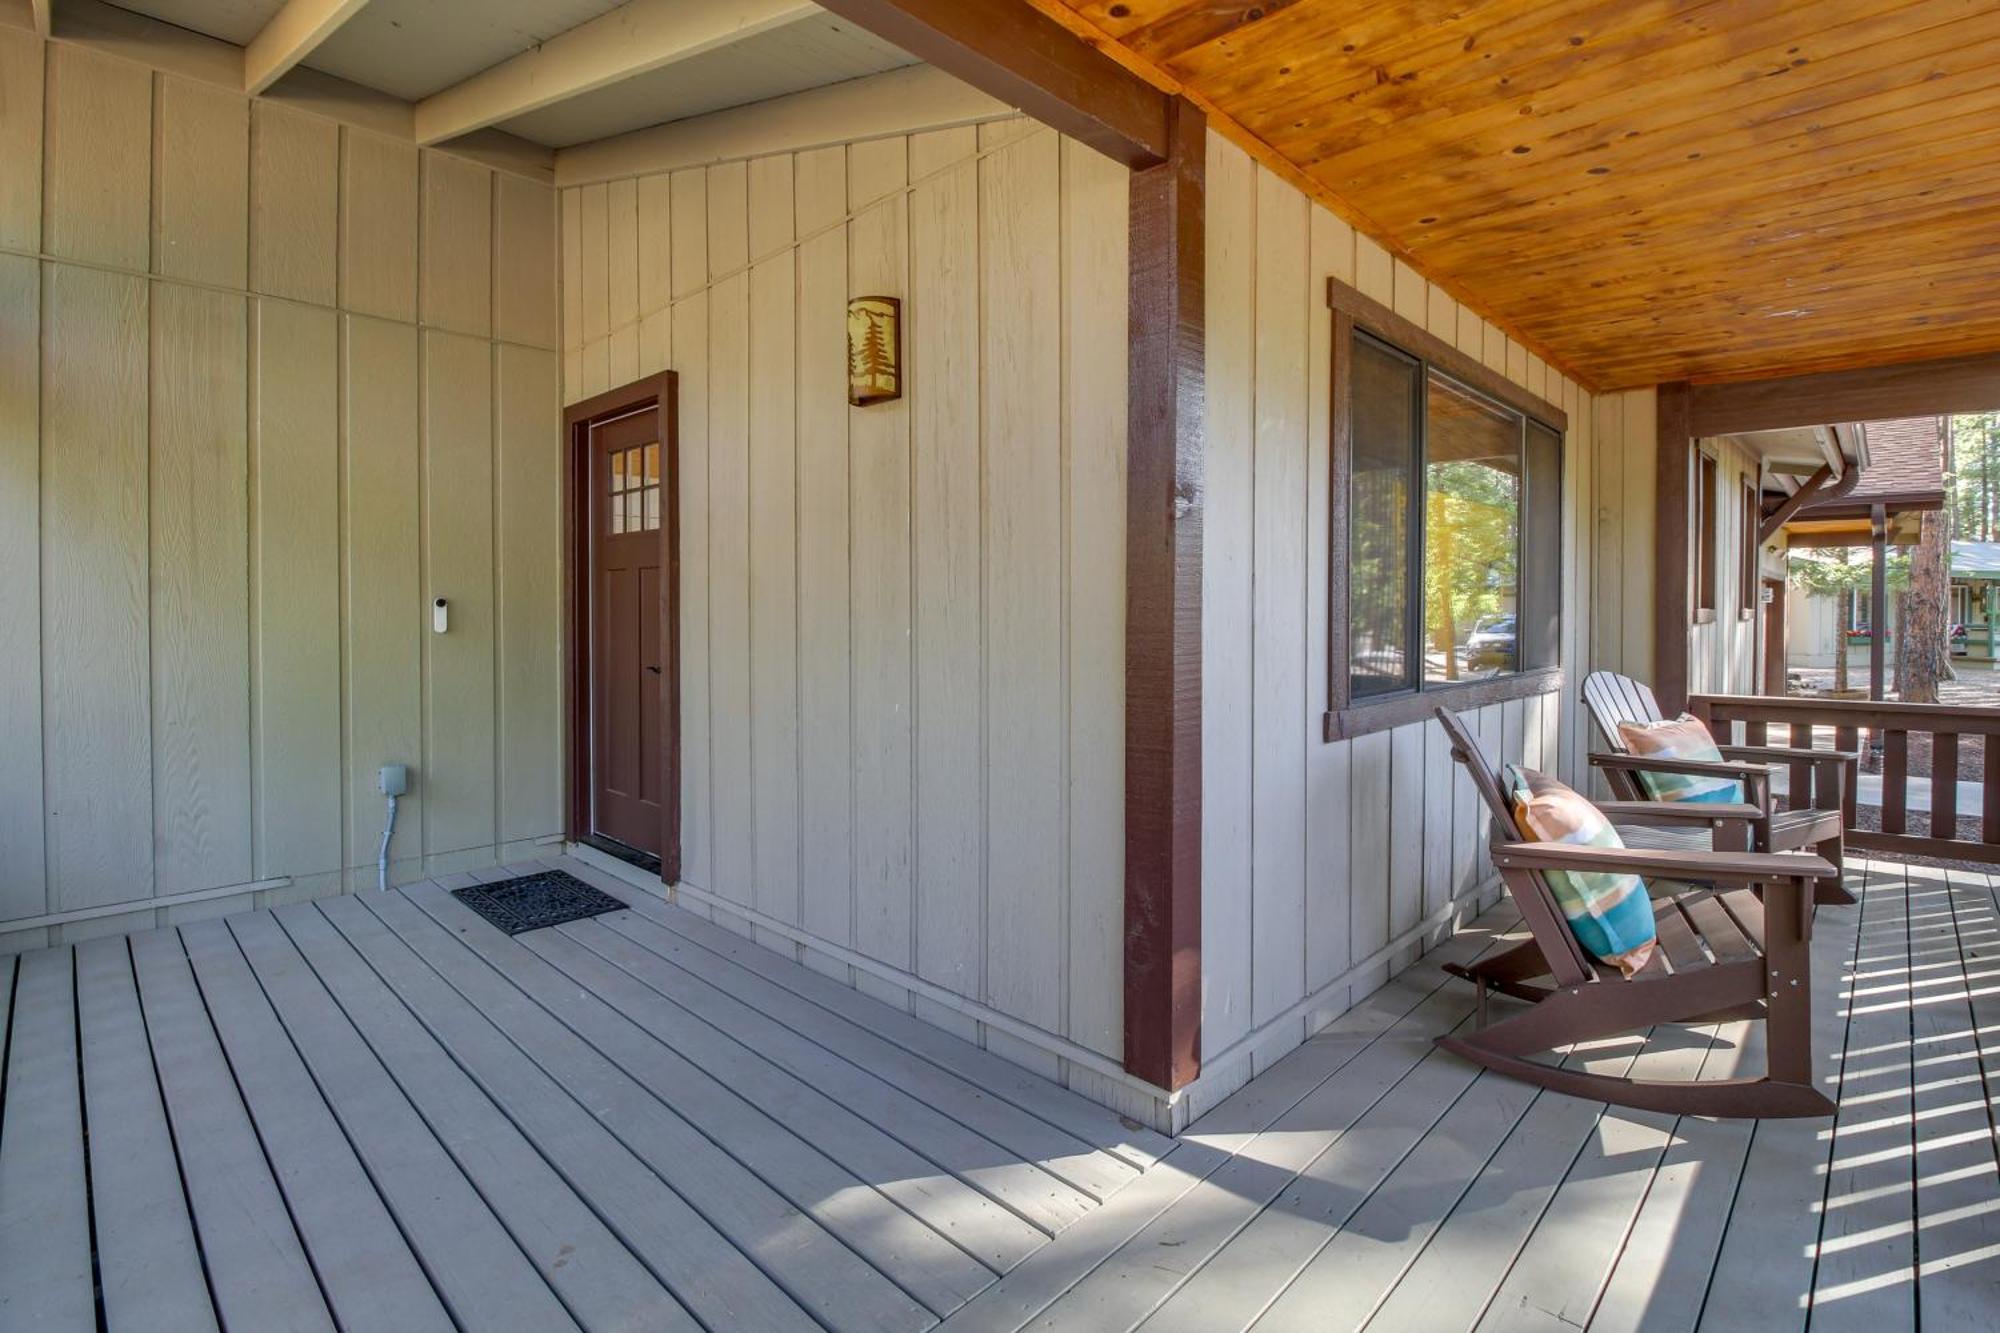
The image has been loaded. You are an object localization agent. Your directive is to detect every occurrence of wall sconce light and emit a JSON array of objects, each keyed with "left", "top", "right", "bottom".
[{"left": 848, "top": 295, "right": 901, "bottom": 406}]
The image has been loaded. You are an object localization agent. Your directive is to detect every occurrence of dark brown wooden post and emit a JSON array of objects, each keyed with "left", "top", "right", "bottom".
[
  {"left": 1871, "top": 503, "right": 1888, "bottom": 701},
  {"left": 1655, "top": 383, "right": 1693, "bottom": 713},
  {"left": 1124, "top": 97, "right": 1205, "bottom": 1091}
]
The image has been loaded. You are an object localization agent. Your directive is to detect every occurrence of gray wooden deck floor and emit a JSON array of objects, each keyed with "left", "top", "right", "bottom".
[
  {"left": 941, "top": 858, "right": 2000, "bottom": 1332},
  {"left": 5, "top": 857, "right": 1996, "bottom": 1331},
  {"left": 0, "top": 855, "right": 1172, "bottom": 1333}
]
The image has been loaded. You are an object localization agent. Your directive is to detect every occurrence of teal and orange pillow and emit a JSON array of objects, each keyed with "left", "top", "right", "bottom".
[
  {"left": 1506, "top": 765, "right": 1657, "bottom": 976},
  {"left": 1616, "top": 713, "right": 1744, "bottom": 804}
]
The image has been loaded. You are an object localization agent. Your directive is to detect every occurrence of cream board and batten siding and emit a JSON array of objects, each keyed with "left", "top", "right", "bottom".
[
  {"left": 1187, "top": 132, "right": 1598, "bottom": 1123},
  {"left": 0, "top": 26, "right": 563, "bottom": 951},
  {"left": 1687, "top": 437, "right": 1763, "bottom": 697},
  {"left": 1581, "top": 388, "right": 1658, "bottom": 793},
  {"left": 559, "top": 116, "right": 1142, "bottom": 1110}
]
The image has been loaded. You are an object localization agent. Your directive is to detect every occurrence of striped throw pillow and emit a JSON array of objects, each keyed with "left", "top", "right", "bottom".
[
  {"left": 1507, "top": 765, "right": 1657, "bottom": 976},
  {"left": 1616, "top": 713, "right": 1743, "bottom": 804}
]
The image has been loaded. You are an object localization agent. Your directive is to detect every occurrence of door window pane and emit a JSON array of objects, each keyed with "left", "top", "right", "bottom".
[
  {"left": 1349, "top": 334, "right": 1422, "bottom": 698},
  {"left": 1424, "top": 371, "right": 1519, "bottom": 683}
]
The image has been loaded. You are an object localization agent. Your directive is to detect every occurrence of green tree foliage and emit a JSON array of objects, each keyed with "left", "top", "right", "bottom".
[
  {"left": 1950, "top": 412, "right": 2000, "bottom": 541},
  {"left": 1424, "top": 460, "right": 1518, "bottom": 679}
]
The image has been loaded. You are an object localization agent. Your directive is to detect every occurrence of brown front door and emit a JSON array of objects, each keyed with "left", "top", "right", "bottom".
[{"left": 567, "top": 374, "right": 678, "bottom": 878}]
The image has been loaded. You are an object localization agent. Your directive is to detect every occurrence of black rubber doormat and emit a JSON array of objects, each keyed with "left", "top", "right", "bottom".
[{"left": 451, "top": 871, "right": 629, "bottom": 935}]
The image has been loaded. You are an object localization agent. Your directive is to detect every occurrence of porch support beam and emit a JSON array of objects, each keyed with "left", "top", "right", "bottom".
[
  {"left": 31, "top": 0, "right": 51, "bottom": 39},
  {"left": 1688, "top": 349, "right": 2000, "bottom": 436},
  {"left": 1655, "top": 382, "right": 1694, "bottom": 715},
  {"left": 244, "top": 0, "right": 371, "bottom": 95},
  {"left": 1757, "top": 463, "right": 1834, "bottom": 545},
  {"left": 1122, "top": 96, "right": 1205, "bottom": 1091},
  {"left": 412, "top": 0, "right": 817, "bottom": 146},
  {"left": 1871, "top": 504, "right": 1888, "bottom": 701},
  {"left": 814, "top": 0, "right": 1171, "bottom": 168}
]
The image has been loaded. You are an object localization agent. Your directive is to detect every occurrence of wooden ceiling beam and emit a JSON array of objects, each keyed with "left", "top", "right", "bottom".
[
  {"left": 1690, "top": 351, "right": 2000, "bottom": 436},
  {"left": 244, "top": 0, "right": 371, "bottom": 95},
  {"left": 412, "top": 0, "right": 819, "bottom": 146},
  {"left": 815, "top": 0, "right": 1171, "bottom": 168}
]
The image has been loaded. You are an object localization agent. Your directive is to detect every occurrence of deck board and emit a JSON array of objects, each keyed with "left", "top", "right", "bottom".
[
  {"left": 0, "top": 950, "right": 93, "bottom": 1333},
  {"left": 73, "top": 938, "right": 217, "bottom": 1333}
]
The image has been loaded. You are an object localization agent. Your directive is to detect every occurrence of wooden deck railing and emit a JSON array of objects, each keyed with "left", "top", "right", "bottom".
[{"left": 1690, "top": 692, "right": 2000, "bottom": 865}]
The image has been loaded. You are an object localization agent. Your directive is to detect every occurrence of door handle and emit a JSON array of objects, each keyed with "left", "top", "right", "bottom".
[{"left": 646, "top": 665, "right": 662, "bottom": 675}]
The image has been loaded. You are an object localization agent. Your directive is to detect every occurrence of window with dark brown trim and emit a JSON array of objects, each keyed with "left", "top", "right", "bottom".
[
  {"left": 1739, "top": 477, "right": 1760, "bottom": 620},
  {"left": 1324, "top": 279, "right": 1566, "bottom": 741},
  {"left": 1694, "top": 451, "right": 1719, "bottom": 622}
]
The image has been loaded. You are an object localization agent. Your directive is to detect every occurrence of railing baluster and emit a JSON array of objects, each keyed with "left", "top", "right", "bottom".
[
  {"left": 1836, "top": 724, "right": 1859, "bottom": 828},
  {"left": 1985, "top": 736, "right": 2000, "bottom": 844},
  {"left": 1746, "top": 717, "right": 1767, "bottom": 747},
  {"left": 1883, "top": 730, "right": 1908, "bottom": 836},
  {"left": 1932, "top": 732, "right": 1959, "bottom": 841},
  {"left": 1787, "top": 721, "right": 1810, "bottom": 813}
]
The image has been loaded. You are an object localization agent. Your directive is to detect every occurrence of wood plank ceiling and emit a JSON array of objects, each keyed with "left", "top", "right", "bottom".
[{"left": 1038, "top": 0, "right": 2000, "bottom": 390}]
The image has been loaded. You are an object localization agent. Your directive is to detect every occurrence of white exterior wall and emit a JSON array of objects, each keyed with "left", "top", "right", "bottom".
[
  {"left": 1188, "top": 132, "right": 1598, "bottom": 1121},
  {"left": 0, "top": 24, "right": 563, "bottom": 952},
  {"left": 560, "top": 115, "right": 1145, "bottom": 1113},
  {"left": 1688, "top": 437, "right": 1764, "bottom": 697}
]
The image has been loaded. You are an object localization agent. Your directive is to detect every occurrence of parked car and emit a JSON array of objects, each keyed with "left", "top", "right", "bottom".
[{"left": 1463, "top": 614, "right": 1517, "bottom": 671}]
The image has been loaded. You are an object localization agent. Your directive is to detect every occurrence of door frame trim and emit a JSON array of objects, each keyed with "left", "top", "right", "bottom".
[{"left": 563, "top": 371, "right": 681, "bottom": 884}]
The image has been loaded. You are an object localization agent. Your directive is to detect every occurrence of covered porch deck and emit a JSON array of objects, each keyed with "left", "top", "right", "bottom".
[{"left": 4, "top": 854, "right": 1993, "bottom": 1331}]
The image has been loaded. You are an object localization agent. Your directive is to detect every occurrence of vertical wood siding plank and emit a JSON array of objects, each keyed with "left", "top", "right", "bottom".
[
  {"left": 606, "top": 176, "right": 638, "bottom": 384},
  {"left": 848, "top": 136, "right": 915, "bottom": 976},
  {"left": 578, "top": 181, "right": 609, "bottom": 398},
  {"left": 1388, "top": 720, "right": 1426, "bottom": 939},
  {"left": 496, "top": 344, "right": 562, "bottom": 843},
  {"left": 1390, "top": 259, "right": 1426, "bottom": 325},
  {"left": 253, "top": 299, "right": 341, "bottom": 879},
  {"left": 494, "top": 173, "right": 557, "bottom": 349},
  {"left": 0, "top": 257, "right": 42, "bottom": 919},
  {"left": 1353, "top": 234, "right": 1392, "bottom": 307},
  {"left": 1062, "top": 134, "right": 1128, "bottom": 1057},
  {"left": 669, "top": 165, "right": 710, "bottom": 889},
  {"left": 44, "top": 44, "right": 151, "bottom": 269},
  {"left": 0, "top": 27, "right": 42, "bottom": 251},
  {"left": 251, "top": 102, "right": 337, "bottom": 306},
  {"left": 43, "top": 265, "right": 152, "bottom": 908},
  {"left": 1203, "top": 130, "right": 1256, "bottom": 1053},
  {"left": 1304, "top": 203, "right": 1349, "bottom": 1000},
  {"left": 1422, "top": 707, "right": 1455, "bottom": 919},
  {"left": 1347, "top": 728, "right": 1392, "bottom": 989},
  {"left": 422, "top": 331, "right": 496, "bottom": 857},
  {"left": 981, "top": 124, "right": 1063, "bottom": 1031},
  {"left": 340, "top": 130, "right": 417, "bottom": 323},
  {"left": 420, "top": 152, "right": 493, "bottom": 338},
  {"left": 342, "top": 315, "right": 422, "bottom": 882},
  {"left": 636, "top": 173, "right": 672, "bottom": 375},
  {"left": 793, "top": 146, "right": 850, "bottom": 952},
  {"left": 561, "top": 187, "right": 582, "bottom": 401},
  {"left": 1250, "top": 165, "right": 1309, "bottom": 1028},
  {"left": 747, "top": 154, "right": 800, "bottom": 931},
  {"left": 908, "top": 125, "right": 982, "bottom": 1002},
  {"left": 154, "top": 77, "right": 248, "bottom": 289},
  {"left": 151, "top": 285, "right": 252, "bottom": 896},
  {"left": 1621, "top": 387, "right": 1657, "bottom": 673},
  {"left": 705, "top": 160, "right": 753, "bottom": 914}
]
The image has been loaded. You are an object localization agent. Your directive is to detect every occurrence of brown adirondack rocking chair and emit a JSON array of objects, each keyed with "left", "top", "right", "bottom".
[
  {"left": 1433, "top": 705, "right": 1837, "bottom": 1119},
  {"left": 1582, "top": 670, "right": 1856, "bottom": 906}
]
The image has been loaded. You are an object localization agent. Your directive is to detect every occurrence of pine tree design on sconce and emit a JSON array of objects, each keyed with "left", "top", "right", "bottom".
[{"left": 848, "top": 296, "right": 901, "bottom": 405}]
